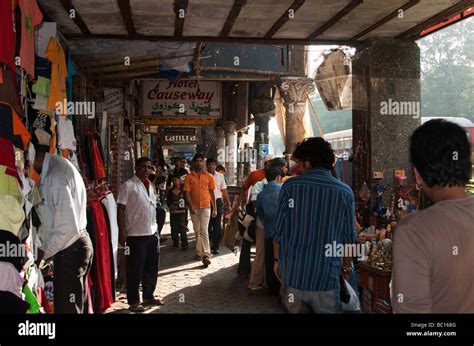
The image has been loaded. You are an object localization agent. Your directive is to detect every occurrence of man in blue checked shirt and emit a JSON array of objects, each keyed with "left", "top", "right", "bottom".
[{"left": 269, "top": 137, "right": 357, "bottom": 313}]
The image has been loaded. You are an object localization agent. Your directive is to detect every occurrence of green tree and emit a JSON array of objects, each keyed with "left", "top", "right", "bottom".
[{"left": 418, "top": 18, "right": 474, "bottom": 121}]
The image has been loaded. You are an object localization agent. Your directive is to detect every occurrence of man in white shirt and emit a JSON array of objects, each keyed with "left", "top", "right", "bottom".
[
  {"left": 206, "top": 158, "right": 231, "bottom": 255},
  {"left": 34, "top": 146, "right": 93, "bottom": 313},
  {"left": 117, "top": 157, "right": 163, "bottom": 313}
]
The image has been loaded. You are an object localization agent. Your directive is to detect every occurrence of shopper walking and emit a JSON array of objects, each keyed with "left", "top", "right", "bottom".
[
  {"left": 117, "top": 157, "right": 163, "bottom": 313},
  {"left": 206, "top": 158, "right": 231, "bottom": 254},
  {"left": 183, "top": 154, "right": 217, "bottom": 267},
  {"left": 270, "top": 138, "right": 357, "bottom": 313}
]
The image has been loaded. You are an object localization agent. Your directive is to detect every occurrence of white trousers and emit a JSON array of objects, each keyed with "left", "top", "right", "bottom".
[{"left": 190, "top": 208, "right": 212, "bottom": 258}]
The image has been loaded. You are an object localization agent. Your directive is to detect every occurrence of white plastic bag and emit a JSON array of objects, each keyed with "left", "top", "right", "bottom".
[{"left": 341, "top": 279, "right": 360, "bottom": 312}]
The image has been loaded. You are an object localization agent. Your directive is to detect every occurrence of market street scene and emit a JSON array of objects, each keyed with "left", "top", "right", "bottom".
[{"left": 0, "top": 0, "right": 473, "bottom": 316}]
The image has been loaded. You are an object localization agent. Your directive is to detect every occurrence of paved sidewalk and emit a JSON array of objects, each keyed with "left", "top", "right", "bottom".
[{"left": 105, "top": 217, "right": 284, "bottom": 314}]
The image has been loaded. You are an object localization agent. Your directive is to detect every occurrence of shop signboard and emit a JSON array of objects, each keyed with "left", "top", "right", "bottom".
[
  {"left": 103, "top": 88, "right": 124, "bottom": 114},
  {"left": 160, "top": 127, "right": 201, "bottom": 145},
  {"left": 144, "top": 117, "right": 217, "bottom": 126},
  {"left": 141, "top": 80, "right": 221, "bottom": 120}
]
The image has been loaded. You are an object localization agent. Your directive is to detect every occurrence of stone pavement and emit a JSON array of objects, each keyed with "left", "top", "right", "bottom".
[{"left": 105, "top": 216, "right": 284, "bottom": 314}]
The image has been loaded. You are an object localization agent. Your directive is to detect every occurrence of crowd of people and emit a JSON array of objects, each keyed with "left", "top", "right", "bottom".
[{"left": 33, "top": 119, "right": 473, "bottom": 313}]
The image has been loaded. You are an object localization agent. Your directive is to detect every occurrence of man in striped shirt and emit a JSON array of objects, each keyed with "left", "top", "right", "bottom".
[{"left": 270, "top": 137, "right": 357, "bottom": 313}]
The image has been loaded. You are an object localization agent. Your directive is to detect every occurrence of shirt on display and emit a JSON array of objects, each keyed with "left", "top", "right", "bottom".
[
  {"left": 19, "top": 0, "right": 43, "bottom": 79},
  {"left": 0, "top": 194, "right": 25, "bottom": 238},
  {"left": 45, "top": 37, "right": 67, "bottom": 113},
  {"left": 0, "top": 0, "right": 16, "bottom": 70},
  {"left": 0, "top": 137, "right": 22, "bottom": 186},
  {"left": 0, "top": 102, "right": 31, "bottom": 150},
  {"left": 35, "top": 54, "right": 52, "bottom": 78},
  {"left": 57, "top": 115, "right": 77, "bottom": 150},
  {"left": 0, "top": 68, "right": 23, "bottom": 116},
  {"left": 27, "top": 106, "right": 53, "bottom": 146},
  {"left": 117, "top": 175, "right": 158, "bottom": 237}
]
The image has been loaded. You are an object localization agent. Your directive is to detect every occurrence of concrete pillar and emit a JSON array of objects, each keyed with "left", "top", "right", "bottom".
[
  {"left": 352, "top": 39, "right": 421, "bottom": 224},
  {"left": 215, "top": 126, "right": 226, "bottom": 164},
  {"left": 223, "top": 121, "right": 237, "bottom": 185},
  {"left": 250, "top": 82, "right": 276, "bottom": 168},
  {"left": 278, "top": 78, "right": 315, "bottom": 155},
  {"left": 253, "top": 111, "right": 273, "bottom": 168}
]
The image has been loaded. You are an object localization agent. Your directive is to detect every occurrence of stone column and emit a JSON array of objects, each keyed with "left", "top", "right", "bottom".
[
  {"left": 223, "top": 121, "right": 237, "bottom": 185},
  {"left": 250, "top": 82, "right": 276, "bottom": 168},
  {"left": 351, "top": 39, "right": 421, "bottom": 222},
  {"left": 215, "top": 126, "right": 226, "bottom": 164},
  {"left": 278, "top": 78, "right": 315, "bottom": 155}
]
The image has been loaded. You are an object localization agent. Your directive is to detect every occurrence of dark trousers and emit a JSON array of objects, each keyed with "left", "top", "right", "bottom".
[
  {"left": 208, "top": 198, "right": 223, "bottom": 251},
  {"left": 238, "top": 239, "right": 252, "bottom": 276},
  {"left": 125, "top": 233, "right": 159, "bottom": 305},
  {"left": 156, "top": 205, "right": 166, "bottom": 236},
  {"left": 170, "top": 212, "right": 189, "bottom": 248},
  {"left": 264, "top": 237, "right": 280, "bottom": 295},
  {"left": 53, "top": 231, "right": 93, "bottom": 313}
]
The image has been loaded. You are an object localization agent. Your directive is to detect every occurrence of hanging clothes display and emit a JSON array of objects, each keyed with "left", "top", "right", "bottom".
[
  {"left": 0, "top": 0, "right": 17, "bottom": 71},
  {"left": 0, "top": 102, "right": 31, "bottom": 150},
  {"left": 88, "top": 200, "right": 113, "bottom": 313},
  {"left": 101, "top": 192, "right": 119, "bottom": 280},
  {"left": 45, "top": 36, "right": 67, "bottom": 113},
  {"left": 0, "top": 68, "right": 24, "bottom": 116},
  {"left": 83, "top": 131, "right": 106, "bottom": 181},
  {"left": 18, "top": 0, "right": 43, "bottom": 79},
  {"left": 57, "top": 115, "right": 77, "bottom": 151}
]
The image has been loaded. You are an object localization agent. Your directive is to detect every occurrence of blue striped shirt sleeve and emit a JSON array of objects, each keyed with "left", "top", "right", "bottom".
[
  {"left": 270, "top": 186, "right": 289, "bottom": 242},
  {"left": 342, "top": 191, "right": 357, "bottom": 244}
]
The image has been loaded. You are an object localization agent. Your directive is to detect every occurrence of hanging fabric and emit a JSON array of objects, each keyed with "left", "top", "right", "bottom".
[{"left": 88, "top": 200, "right": 113, "bottom": 313}]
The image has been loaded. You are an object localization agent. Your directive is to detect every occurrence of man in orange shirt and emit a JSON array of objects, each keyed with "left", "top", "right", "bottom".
[{"left": 183, "top": 154, "right": 217, "bottom": 267}]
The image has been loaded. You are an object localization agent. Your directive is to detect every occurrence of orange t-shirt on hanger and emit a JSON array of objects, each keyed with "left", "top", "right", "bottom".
[
  {"left": 45, "top": 37, "right": 67, "bottom": 114},
  {"left": 19, "top": 0, "right": 43, "bottom": 79}
]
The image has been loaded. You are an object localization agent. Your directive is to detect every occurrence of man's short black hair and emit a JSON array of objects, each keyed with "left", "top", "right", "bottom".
[
  {"left": 136, "top": 157, "right": 151, "bottom": 167},
  {"left": 265, "top": 166, "right": 283, "bottom": 182},
  {"left": 206, "top": 158, "right": 217, "bottom": 165},
  {"left": 192, "top": 153, "right": 205, "bottom": 162},
  {"left": 216, "top": 164, "right": 226, "bottom": 172},
  {"left": 270, "top": 157, "right": 287, "bottom": 169},
  {"left": 410, "top": 119, "right": 471, "bottom": 188},
  {"left": 292, "top": 137, "right": 335, "bottom": 170}
]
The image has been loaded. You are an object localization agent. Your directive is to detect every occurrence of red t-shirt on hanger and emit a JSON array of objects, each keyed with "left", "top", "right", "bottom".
[
  {"left": 0, "top": 0, "right": 16, "bottom": 71},
  {"left": 19, "top": 0, "right": 43, "bottom": 79}
]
